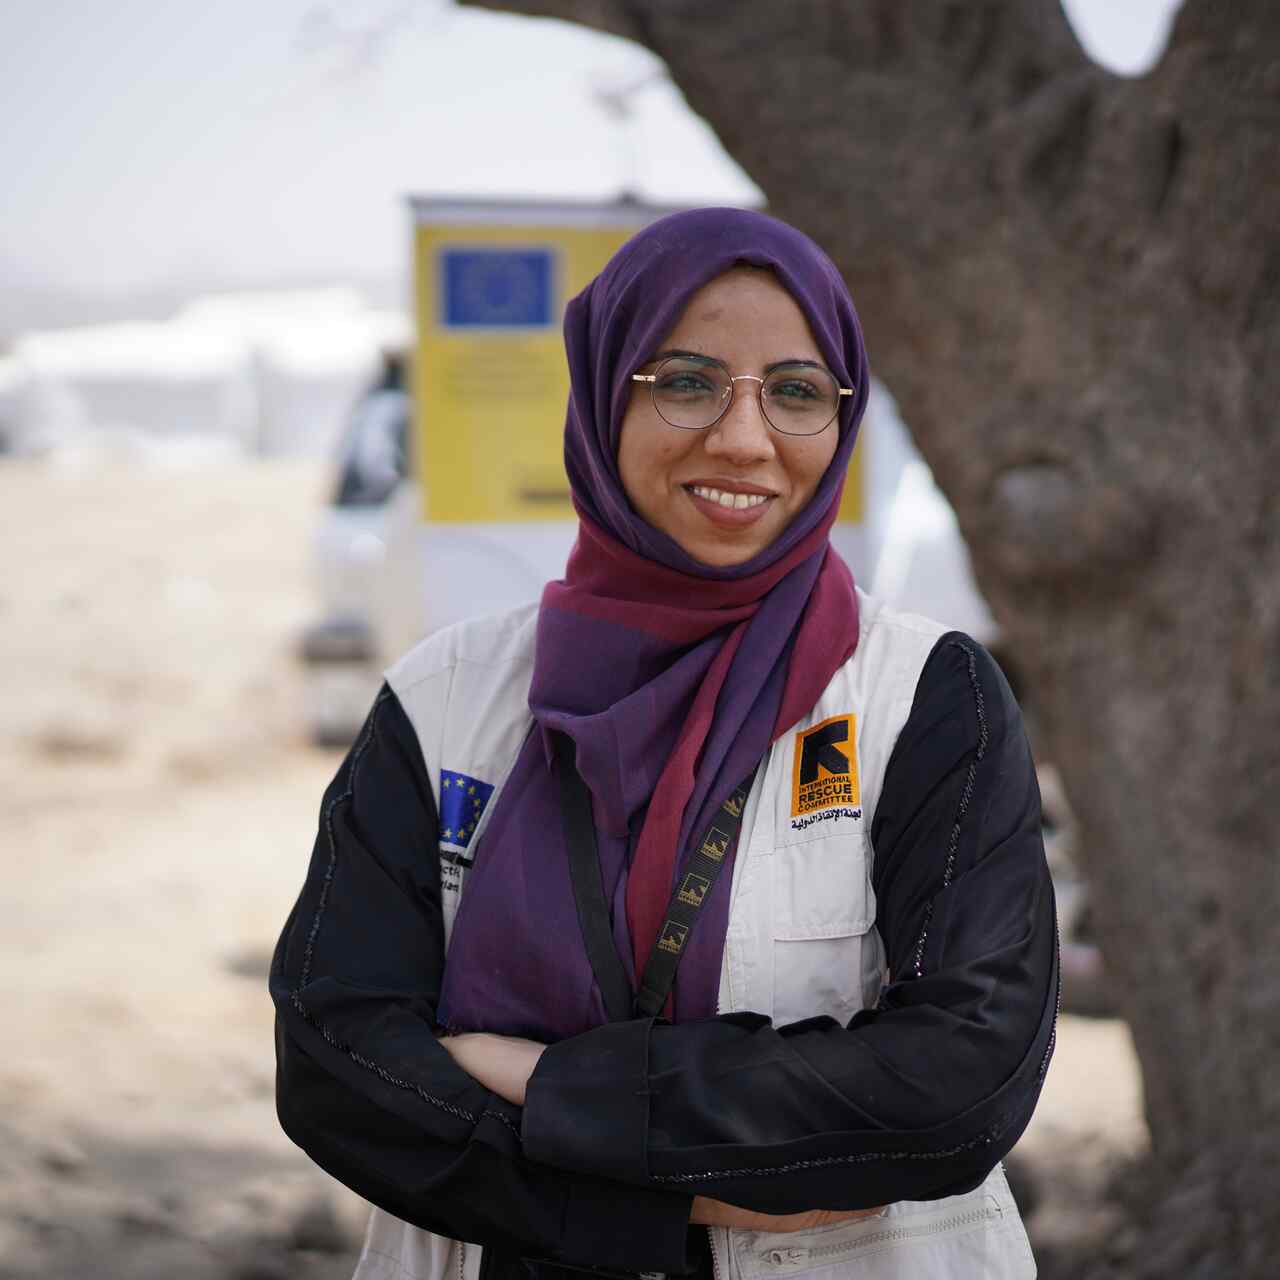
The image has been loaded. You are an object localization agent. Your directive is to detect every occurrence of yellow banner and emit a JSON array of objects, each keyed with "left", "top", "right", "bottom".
[{"left": 413, "top": 220, "right": 641, "bottom": 523}]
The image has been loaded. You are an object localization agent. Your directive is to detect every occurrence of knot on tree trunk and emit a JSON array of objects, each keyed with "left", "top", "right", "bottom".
[{"left": 981, "top": 461, "right": 1154, "bottom": 582}]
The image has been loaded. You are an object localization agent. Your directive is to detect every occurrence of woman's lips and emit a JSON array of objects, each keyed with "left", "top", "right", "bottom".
[{"left": 683, "top": 483, "right": 776, "bottom": 528}]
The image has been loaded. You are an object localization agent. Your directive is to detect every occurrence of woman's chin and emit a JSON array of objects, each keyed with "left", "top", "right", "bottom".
[{"left": 671, "top": 523, "right": 778, "bottom": 568}]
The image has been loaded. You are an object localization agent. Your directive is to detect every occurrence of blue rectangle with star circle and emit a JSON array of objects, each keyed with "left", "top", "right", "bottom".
[{"left": 439, "top": 769, "right": 495, "bottom": 852}]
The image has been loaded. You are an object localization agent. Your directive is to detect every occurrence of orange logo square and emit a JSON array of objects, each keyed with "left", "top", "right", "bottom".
[{"left": 791, "top": 714, "right": 860, "bottom": 818}]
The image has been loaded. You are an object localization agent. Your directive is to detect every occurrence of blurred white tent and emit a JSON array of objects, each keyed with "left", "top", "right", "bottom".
[
  {"left": 7, "top": 321, "right": 254, "bottom": 458},
  {"left": 4, "top": 289, "right": 410, "bottom": 460},
  {"left": 174, "top": 290, "right": 409, "bottom": 457}
]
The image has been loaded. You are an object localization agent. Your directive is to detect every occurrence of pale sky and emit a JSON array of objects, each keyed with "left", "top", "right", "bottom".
[{"left": 0, "top": 0, "right": 1183, "bottom": 308}]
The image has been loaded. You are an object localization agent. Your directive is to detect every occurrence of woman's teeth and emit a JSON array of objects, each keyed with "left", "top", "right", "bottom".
[{"left": 689, "top": 485, "right": 770, "bottom": 510}]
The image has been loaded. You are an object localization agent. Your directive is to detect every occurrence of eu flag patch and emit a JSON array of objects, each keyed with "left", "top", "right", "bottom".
[{"left": 439, "top": 769, "right": 495, "bottom": 851}]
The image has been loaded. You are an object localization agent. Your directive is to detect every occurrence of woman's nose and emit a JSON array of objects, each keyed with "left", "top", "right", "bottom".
[{"left": 703, "top": 382, "right": 776, "bottom": 463}]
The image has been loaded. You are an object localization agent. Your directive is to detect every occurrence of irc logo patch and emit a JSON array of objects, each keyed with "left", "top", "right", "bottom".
[
  {"left": 791, "top": 714, "right": 860, "bottom": 818},
  {"left": 439, "top": 769, "right": 495, "bottom": 857}
]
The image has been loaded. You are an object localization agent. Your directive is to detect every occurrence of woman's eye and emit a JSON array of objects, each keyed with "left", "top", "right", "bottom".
[
  {"left": 658, "top": 373, "right": 714, "bottom": 395},
  {"left": 769, "top": 378, "right": 819, "bottom": 401}
]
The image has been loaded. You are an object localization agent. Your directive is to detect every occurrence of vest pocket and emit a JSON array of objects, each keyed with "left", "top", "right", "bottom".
[{"left": 771, "top": 831, "right": 876, "bottom": 1027}]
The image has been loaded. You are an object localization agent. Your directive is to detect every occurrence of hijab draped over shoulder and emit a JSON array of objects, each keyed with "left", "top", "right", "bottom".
[{"left": 440, "top": 208, "right": 870, "bottom": 1035}]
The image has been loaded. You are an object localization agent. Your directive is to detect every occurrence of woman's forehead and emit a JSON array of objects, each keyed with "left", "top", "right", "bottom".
[{"left": 656, "top": 266, "right": 822, "bottom": 360}]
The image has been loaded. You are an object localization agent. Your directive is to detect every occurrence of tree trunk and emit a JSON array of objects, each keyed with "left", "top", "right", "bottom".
[{"left": 462, "top": 1, "right": 1280, "bottom": 1271}]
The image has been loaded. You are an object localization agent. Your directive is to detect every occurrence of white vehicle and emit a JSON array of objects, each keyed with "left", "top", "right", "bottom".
[{"left": 300, "top": 350, "right": 410, "bottom": 746}]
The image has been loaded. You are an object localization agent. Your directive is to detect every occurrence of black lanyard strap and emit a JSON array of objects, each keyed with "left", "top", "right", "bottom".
[
  {"left": 553, "top": 731, "right": 754, "bottom": 1022},
  {"left": 553, "top": 732, "right": 635, "bottom": 1023},
  {"left": 633, "top": 775, "right": 752, "bottom": 1018}
]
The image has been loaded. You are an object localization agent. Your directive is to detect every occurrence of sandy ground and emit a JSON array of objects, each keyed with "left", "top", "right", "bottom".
[{"left": 0, "top": 459, "right": 1147, "bottom": 1279}]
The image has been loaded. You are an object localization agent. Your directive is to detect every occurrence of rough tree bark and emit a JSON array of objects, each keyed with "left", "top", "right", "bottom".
[{"left": 459, "top": 1, "right": 1280, "bottom": 1272}]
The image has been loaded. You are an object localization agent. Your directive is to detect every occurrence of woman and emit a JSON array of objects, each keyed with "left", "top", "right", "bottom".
[{"left": 271, "top": 208, "right": 1058, "bottom": 1280}]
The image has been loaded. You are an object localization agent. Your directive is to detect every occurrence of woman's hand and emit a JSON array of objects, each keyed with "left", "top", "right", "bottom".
[
  {"left": 437, "top": 1032, "right": 546, "bottom": 1106},
  {"left": 690, "top": 1197, "right": 886, "bottom": 1233}
]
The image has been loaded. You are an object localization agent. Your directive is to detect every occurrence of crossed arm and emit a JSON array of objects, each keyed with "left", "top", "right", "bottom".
[{"left": 437, "top": 1030, "right": 883, "bottom": 1233}]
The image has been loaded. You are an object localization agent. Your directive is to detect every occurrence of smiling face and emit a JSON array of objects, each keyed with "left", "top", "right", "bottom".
[{"left": 617, "top": 267, "right": 841, "bottom": 568}]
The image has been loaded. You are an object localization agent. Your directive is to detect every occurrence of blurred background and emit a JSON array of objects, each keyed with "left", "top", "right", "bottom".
[{"left": 2, "top": 2, "right": 1185, "bottom": 1278}]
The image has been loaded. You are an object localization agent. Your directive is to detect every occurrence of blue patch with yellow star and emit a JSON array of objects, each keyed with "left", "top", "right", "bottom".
[{"left": 438, "top": 769, "right": 495, "bottom": 857}]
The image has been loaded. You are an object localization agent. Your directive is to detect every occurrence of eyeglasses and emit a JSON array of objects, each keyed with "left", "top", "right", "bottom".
[{"left": 632, "top": 354, "right": 853, "bottom": 437}]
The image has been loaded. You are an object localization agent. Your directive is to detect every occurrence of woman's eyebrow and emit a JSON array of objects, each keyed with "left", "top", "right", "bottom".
[
  {"left": 763, "top": 358, "right": 824, "bottom": 374},
  {"left": 647, "top": 350, "right": 826, "bottom": 371},
  {"left": 649, "top": 348, "right": 715, "bottom": 363}
]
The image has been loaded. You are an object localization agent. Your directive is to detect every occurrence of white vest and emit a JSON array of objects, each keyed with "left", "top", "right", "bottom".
[{"left": 356, "top": 591, "right": 1035, "bottom": 1280}]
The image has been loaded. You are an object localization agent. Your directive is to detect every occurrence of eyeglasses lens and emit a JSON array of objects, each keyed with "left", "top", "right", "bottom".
[
  {"left": 650, "top": 358, "right": 839, "bottom": 435},
  {"left": 761, "top": 365, "right": 840, "bottom": 436},
  {"left": 651, "top": 358, "right": 732, "bottom": 430}
]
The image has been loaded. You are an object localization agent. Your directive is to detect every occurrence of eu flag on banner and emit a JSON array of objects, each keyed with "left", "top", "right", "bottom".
[
  {"left": 439, "top": 769, "right": 495, "bottom": 852},
  {"left": 441, "top": 248, "right": 554, "bottom": 329}
]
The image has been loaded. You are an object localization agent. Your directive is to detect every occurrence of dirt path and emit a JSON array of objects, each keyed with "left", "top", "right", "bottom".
[{"left": 0, "top": 460, "right": 1146, "bottom": 1278}]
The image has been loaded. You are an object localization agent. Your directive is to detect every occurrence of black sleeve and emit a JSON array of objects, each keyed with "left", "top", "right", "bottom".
[
  {"left": 270, "top": 686, "right": 694, "bottom": 1273},
  {"left": 522, "top": 634, "right": 1059, "bottom": 1212}
]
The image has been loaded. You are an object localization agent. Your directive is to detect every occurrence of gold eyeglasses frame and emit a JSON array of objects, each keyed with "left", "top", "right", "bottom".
[{"left": 631, "top": 354, "right": 854, "bottom": 437}]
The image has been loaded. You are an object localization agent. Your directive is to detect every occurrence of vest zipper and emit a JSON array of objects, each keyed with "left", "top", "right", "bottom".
[
  {"left": 759, "top": 1201, "right": 1003, "bottom": 1269},
  {"left": 708, "top": 1227, "right": 724, "bottom": 1280},
  {"left": 457, "top": 1240, "right": 465, "bottom": 1280}
]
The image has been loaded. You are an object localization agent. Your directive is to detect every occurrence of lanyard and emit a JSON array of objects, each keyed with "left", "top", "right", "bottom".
[{"left": 552, "top": 731, "right": 755, "bottom": 1021}]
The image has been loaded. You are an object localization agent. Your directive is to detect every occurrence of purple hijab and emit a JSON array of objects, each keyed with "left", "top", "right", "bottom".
[{"left": 438, "top": 209, "right": 870, "bottom": 1038}]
